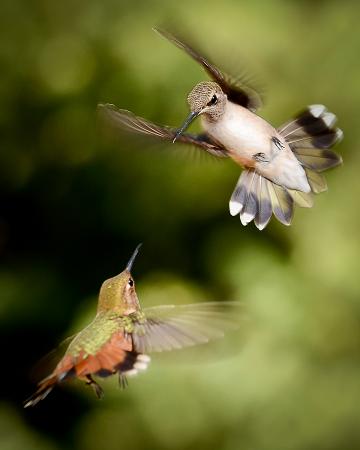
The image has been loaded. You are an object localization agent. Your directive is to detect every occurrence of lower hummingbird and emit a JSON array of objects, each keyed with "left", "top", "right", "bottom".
[
  {"left": 98, "top": 28, "right": 343, "bottom": 230},
  {"left": 24, "top": 245, "right": 239, "bottom": 407}
]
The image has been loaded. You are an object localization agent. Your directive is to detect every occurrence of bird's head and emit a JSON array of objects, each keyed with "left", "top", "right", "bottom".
[
  {"left": 98, "top": 244, "right": 142, "bottom": 315},
  {"left": 173, "top": 81, "right": 227, "bottom": 142}
]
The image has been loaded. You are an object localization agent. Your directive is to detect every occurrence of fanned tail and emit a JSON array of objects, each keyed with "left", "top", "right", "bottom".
[
  {"left": 278, "top": 104, "right": 343, "bottom": 172},
  {"left": 229, "top": 169, "right": 294, "bottom": 230},
  {"left": 229, "top": 104, "right": 343, "bottom": 229}
]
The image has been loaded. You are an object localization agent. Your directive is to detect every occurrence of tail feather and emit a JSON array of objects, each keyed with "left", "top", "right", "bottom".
[
  {"left": 229, "top": 170, "right": 252, "bottom": 216},
  {"left": 305, "top": 168, "right": 327, "bottom": 194},
  {"left": 268, "top": 182, "right": 293, "bottom": 225},
  {"left": 230, "top": 104, "right": 342, "bottom": 229},
  {"left": 279, "top": 104, "right": 343, "bottom": 171},
  {"left": 254, "top": 176, "right": 272, "bottom": 230},
  {"left": 24, "top": 351, "right": 151, "bottom": 407},
  {"left": 288, "top": 189, "right": 314, "bottom": 208},
  {"left": 278, "top": 104, "right": 343, "bottom": 146},
  {"left": 291, "top": 147, "right": 342, "bottom": 172},
  {"left": 24, "top": 376, "right": 56, "bottom": 408},
  {"left": 119, "top": 353, "right": 151, "bottom": 377},
  {"left": 229, "top": 169, "right": 294, "bottom": 229},
  {"left": 239, "top": 171, "right": 258, "bottom": 226},
  {"left": 287, "top": 130, "right": 343, "bottom": 150},
  {"left": 278, "top": 104, "right": 327, "bottom": 136}
]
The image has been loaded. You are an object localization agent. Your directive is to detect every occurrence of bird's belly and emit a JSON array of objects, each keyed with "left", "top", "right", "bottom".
[
  {"left": 202, "top": 105, "right": 275, "bottom": 164},
  {"left": 202, "top": 104, "right": 310, "bottom": 192}
]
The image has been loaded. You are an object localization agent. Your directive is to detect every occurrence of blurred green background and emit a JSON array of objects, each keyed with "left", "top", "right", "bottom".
[{"left": 1, "top": 0, "right": 360, "bottom": 449}]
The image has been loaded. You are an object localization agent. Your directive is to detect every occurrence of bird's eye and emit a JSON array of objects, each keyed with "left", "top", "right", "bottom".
[
  {"left": 128, "top": 278, "right": 134, "bottom": 287},
  {"left": 207, "top": 95, "right": 218, "bottom": 106}
]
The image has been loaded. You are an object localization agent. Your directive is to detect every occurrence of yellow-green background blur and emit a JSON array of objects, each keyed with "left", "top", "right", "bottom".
[{"left": 1, "top": 0, "right": 359, "bottom": 449}]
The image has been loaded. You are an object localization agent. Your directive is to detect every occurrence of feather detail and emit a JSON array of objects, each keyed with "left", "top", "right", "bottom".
[
  {"left": 154, "top": 28, "right": 263, "bottom": 111},
  {"left": 268, "top": 182, "right": 293, "bottom": 225},
  {"left": 287, "top": 189, "right": 314, "bottom": 208},
  {"left": 304, "top": 168, "right": 327, "bottom": 194},
  {"left": 71, "top": 331, "right": 133, "bottom": 377},
  {"left": 278, "top": 104, "right": 343, "bottom": 171},
  {"left": 254, "top": 175, "right": 272, "bottom": 230},
  {"left": 24, "top": 330, "right": 150, "bottom": 406},
  {"left": 229, "top": 169, "right": 294, "bottom": 229},
  {"left": 291, "top": 148, "right": 342, "bottom": 172},
  {"left": 239, "top": 171, "right": 258, "bottom": 226},
  {"left": 133, "top": 302, "right": 241, "bottom": 354},
  {"left": 229, "top": 170, "right": 252, "bottom": 216},
  {"left": 24, "top": 376, "right": 57, "bottom": 408},
  {"left": 98, "top": 104, "right": 228, "bottom": 158},
  {"left": 243, "top": 103, "right": 344, "bottom": 224}
]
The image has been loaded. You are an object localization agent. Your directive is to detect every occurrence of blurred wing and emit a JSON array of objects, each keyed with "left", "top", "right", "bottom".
[
  {"left": 133, "top": 302, "right": 242, "bottom": 353},
  {"left": 29, "top": 334, "right": 77, "bottom": 383},
  {"left": 98, "top": 104, "right": 228, "bottom": 158},
  {"left": 154, "top": 28, "right": 263, "bottom": 112}
]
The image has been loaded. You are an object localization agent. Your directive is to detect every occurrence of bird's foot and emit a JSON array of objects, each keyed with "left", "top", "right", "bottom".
[
  {"left": 272, "top": 136, "right": 285, "bottom": 150},
  {"left": 253, "top": 152, "right": 269, "bottom": 162},
  {"left": 85, "top": 375, "right": 104, "bottom": 399},
  {"left": 118, "top": 373, "right": 128, "bottom": 390}
]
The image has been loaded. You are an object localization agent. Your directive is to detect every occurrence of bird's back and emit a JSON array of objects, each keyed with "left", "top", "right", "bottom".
[{"left": 65, "top": 312, "right": 126, "bottom": 358}]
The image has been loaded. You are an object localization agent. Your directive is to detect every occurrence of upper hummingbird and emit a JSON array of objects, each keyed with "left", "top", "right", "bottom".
[
  {"left": 24, "top": 244, "right": 239, "bottom": 407},
  {"left": 98, "top": 28, "right": 343, "bottom": 230}
]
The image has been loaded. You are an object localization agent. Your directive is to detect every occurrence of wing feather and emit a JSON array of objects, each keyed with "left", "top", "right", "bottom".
[
  {"left": 154, "top": 28, "right": 263, "bottom": 112},
  {"left": 133, "top": 302, "right": 241, "bottom": 353},
  {"left": 98, "top": 104, "right": 228, "bottom": 158}
]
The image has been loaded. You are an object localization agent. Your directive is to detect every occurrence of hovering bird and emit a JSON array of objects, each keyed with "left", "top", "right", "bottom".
[
  {"left": 99, "top": 28, "right": 343, "bottom": 230},
  {"left": 24, "top": 245, "right": 239, "bottom": 407}
]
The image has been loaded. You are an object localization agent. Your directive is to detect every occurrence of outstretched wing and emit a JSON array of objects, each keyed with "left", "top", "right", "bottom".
[
  {"left": 98, "top": 104, "right": 229, "bottom": 158},
  {"left": 154, "top": 28, "right": 263, "bottom": 112},
  {"left": 132, "top": 302, "right": 242, "bottom": 353}
]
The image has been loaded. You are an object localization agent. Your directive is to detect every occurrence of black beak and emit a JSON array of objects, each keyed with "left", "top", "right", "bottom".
[
  {"left": 126, "top": 243, "right": 142, "bottom": 272},
  {"left": 173, "top": 111, "right": 200, "bottom": 143}
]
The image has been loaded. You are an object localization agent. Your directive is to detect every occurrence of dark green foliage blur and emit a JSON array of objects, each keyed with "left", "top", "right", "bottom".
[{"left": 1, "top": 0, "right": 360, "bottom": 449}]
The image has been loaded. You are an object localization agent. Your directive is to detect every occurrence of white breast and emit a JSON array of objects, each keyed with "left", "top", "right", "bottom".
[{"left": 201, "top": 101, "right": 276, "bottom": 157}]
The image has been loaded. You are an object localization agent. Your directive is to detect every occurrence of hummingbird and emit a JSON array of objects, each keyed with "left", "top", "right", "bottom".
[
  {"left": 98, "top": 28, "right": 343, "bottom": 230},
  {"left": 24, "top": 244, "right": 239, "bottom": 407}
]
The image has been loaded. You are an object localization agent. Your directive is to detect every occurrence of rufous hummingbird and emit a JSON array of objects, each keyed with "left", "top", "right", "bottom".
[
  {"left": 98, "top": 28, "right": 343, "bottom": 230},
  {"left": 24, "top": 244, "right": 239, "bottom": 407}
]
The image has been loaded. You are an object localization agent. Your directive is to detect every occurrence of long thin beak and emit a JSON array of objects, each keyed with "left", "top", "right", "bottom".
[
  {"left": 173, "top": 111, "right": 200, "bottom": 143},
  {"left": 126, "top": 243, "right": 142, "bottom": 271}
]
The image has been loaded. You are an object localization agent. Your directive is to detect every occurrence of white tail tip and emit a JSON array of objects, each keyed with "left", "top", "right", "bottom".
[
  {"left": 309, "top": 104, "right": 327, "bottom": 118},
  {"left": 229, "top": 200, "right": 243, "bottom": 216}
]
